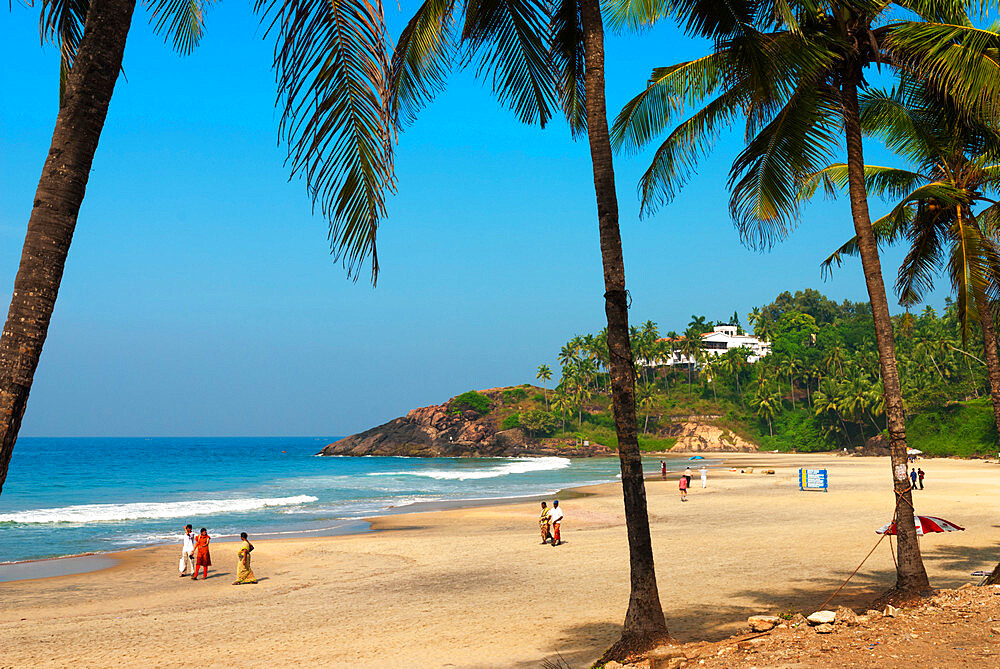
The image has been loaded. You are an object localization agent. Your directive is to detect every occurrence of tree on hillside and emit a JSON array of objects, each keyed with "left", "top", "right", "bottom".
[
  {"left": 1, "top": 0, "right": 395, "bottom": 494},
  {"left": 751, "top": 386, "right": 780, "bottom": 436},
  {"left": 536, "top": 364, "right": 553, "bottom": 408},
  {"left": 636, "top": 382, "right": 656, "bottom": 434},
  {"left": 813, "top": 75, "right": 1000, "bottom": 442}
]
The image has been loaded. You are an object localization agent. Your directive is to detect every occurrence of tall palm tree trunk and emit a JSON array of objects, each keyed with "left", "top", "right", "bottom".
[
  {"left": 971, "top": 280, "right": 1000, "bottom": 441},
  {"left": 843, "top": 80, "right": 928, "bottom": 593},
  {"left": 0, "top": 0, "right": 135, "bottom": 494},
  {"left": 578, "top": 0, "right": 668, "bottom": 655}
]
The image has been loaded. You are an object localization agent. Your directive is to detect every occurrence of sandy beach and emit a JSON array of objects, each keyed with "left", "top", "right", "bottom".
[{"left": 1, "top": 452, "right": 998, "bottom": 668}]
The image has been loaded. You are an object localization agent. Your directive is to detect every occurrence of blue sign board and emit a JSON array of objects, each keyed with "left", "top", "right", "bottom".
[{"left": 799, "top": 468, "right": 828, "bottom": 492}]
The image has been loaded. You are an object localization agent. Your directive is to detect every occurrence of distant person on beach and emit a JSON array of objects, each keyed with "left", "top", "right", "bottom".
[
  {"left": 192, "top": 528, "right": 211, "bottom": 580},
  {"left": 918, "top": 468, "right": 925, "bottom": 489},
  {"left": 910, "top": 468, "right": 918, "bottom": 490},
  {"left": 683, "top": 467, "right": 693, "bottom": 490},
  {"left": 179, "top": 524, "right": 196, "bottom": 577},
  {"left": 700, "top": 466, "right": 707, "bottom": 488},
  {"left": 679, "top": 474, "right": 688, "bottom": 501},
  {"left": 661, "top": 461, "right": 666, "bottom": 480},
  {"left": 549, "top": 500, "right": 563, "bottom": 547},
  {"left": 232, "top": 532, "right": 257, "bottom": 585},
  {"left": 539, "top": 502, "right": 553, "bottom": 545}
]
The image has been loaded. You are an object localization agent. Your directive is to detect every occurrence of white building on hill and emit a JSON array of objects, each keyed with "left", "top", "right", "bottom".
[{"left": 657, "top": 325, "right": 771, "bottom": 367}]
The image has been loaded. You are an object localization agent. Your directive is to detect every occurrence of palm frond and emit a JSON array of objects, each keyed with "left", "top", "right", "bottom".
[
  {"left": 603, "top": 0, "right": 670, "bottom": 31},
  {"left": 858, "top": 85, "right": 941, "bottom": 167},
  {"left": 885, "top": 22, "right": 1000, "bottom": 116},
  {"left": 461, "top": 0, "right": 556, "bottom": 127},
  {"left": 551, "top": 0, "right": 585, "bottom": 135},
  {"left": 389, "top": 0, "right": 457, "bottom": 127},
  {"left": 256, "top": 0, "right": 395, "bottom": 283},
  {"left": 729, "top": 83, "right": 840, "bottom": 249},
  {"left": 800, "top": 164, "right": 926, "bottom": 202},
  {"left": 144, "top": 0, "right": 215, "bottom": 56},
  {"left": 896, "top": 210, "right": 947, "bottom": 307},
  {"left": 610, "top": 54, "right": 728, "bottom": 154},
  {"left": 634, "top": 86, "right": 746, "bottom": 216},
  {"left": 40, "top": 0, "right": 89, "bottom": 89},
  {"left": 820, "top": 205, "right": 914, "bottom": 279}
]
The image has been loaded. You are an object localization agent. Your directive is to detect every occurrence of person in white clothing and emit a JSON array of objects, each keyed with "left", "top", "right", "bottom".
[
  {"left": 549, "top": 500, "right": 564, "bottom": 547},
  {"left": 179, "top": 524, "right": 196, "bottom": 577},
  {"left": 700, "top": 466, "right": 708, "bottom": 488}
]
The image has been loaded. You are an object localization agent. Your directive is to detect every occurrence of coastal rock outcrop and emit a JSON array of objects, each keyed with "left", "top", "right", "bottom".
[
  {"left": 318, "top": 391, "right": 614, "bottom": 458},
  {"left": 666, "top": 421, "right": 757, "bottom": 453}
]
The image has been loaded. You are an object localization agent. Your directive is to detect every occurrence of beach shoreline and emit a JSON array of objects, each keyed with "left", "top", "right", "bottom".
[
  {"left": 4, "top": 452, "right": 997, "bottom": 668},
  {"left": 0, "top": 453, "right": 674, "bottom": 582}
]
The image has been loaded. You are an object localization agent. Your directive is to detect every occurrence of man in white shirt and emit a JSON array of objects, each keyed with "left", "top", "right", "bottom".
[
  {"left": 549, "top": 500, "right": 564, "bottom": 547},
  {"left": 180, "top": 524, "right": 196, "bottom": 577}
]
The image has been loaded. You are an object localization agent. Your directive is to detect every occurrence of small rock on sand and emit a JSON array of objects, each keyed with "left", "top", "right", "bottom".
[
  {"left": 807, "top": 610, "right": 836, "bottom": 625},
  {"left": 748, "top": 615, "right": 781, "bottom": 632},
  {"left": 604, "top": 662, "right": 623, "bottom": 669},
  {"left": 835, "top": 606, "right": 859, "bottom": 626},
  {"left": 884, "top": 605, "right": 899, "bottom": 618},
  {"left": 814, "top": 623, "right": 835, "bottom": 634}
]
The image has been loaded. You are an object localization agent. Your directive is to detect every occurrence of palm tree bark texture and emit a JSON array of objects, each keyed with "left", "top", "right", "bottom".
[
  {"left": 0, "top": 0, "right": 136, "bottom": 493},
  {"left": 842, "top": 79, "right": 928, "bottom": 593},
  {"left": 578, "top": 0, "right": 669, "bottom": 655}
]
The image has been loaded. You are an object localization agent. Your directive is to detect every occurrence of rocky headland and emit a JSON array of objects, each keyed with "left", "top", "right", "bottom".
[{"left": 318, "top": 388, "right": 758, "bottom": 458}]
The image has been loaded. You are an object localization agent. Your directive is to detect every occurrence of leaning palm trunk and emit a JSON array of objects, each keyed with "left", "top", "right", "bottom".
[
  {"left": 578, "top": 0, "right": 668, "bottom": 656},
  {"left": 843, "top": 81, "right": 928, "bottom": 593},
  {"left": 0, "top": 0, "right": 135, "bottom": 493}
]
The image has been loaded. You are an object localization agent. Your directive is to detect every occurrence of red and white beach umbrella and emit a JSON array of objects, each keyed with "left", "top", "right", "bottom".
[{"left": 876, "top": 515, "right": 965, "bottom": 536}]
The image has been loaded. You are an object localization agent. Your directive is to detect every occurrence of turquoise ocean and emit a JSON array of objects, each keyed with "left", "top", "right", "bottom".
[{"left": 0, "top": 437, "right": 701, "bottom": 563}]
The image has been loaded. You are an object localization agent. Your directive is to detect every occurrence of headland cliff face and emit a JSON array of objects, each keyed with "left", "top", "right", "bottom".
[{"left": 318, "top": 389, "right": 614, "bottom": 457}]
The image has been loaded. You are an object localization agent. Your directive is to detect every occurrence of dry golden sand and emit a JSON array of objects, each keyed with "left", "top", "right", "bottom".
[{"left": 1, "top": 453, "right": 998, "bottom": 668}]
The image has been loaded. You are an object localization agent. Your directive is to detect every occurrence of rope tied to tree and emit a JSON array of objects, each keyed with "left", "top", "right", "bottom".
[{"left": 818, "top": 531, "right": 890, "bottom": 611}]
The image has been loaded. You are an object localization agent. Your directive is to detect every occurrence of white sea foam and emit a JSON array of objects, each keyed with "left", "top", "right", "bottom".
[
  {"left": 366, "top": 456, "right": 571, "bottom": 481},
  {"left": 0, "top": 495, "right": 319, "bottom": 525}
]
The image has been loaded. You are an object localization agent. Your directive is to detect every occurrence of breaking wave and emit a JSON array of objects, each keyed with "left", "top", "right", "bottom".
[
  {"left": 0, "top": 495, "right": 319, "bottom": 525},
  {"left": 366, "top": 456, "right": 571, "bottom": 481}
]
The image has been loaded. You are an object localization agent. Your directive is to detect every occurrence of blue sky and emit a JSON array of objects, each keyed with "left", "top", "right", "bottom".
[{"left": 1, "top": 4, "right": 947, "bottom": 437}]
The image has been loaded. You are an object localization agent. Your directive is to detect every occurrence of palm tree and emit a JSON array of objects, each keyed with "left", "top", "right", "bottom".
[
  {"left": 782, "top": 357, "right": 801, "bottom": 409},
  {"left": 636, "top": 382, "right": 656, "bottom": 434},
  {"left": 558, "top": 343, "right": 580, "bottom": 369},
  {"left": 552, "top": 390, "right": 572, "bottom": 431},
  {"left": 536, "top": 364, "right": 553, "bottom": 408},
  {"left": 813, "top": 76, "right": 1000, "bottom": 441},
  {"left": 0, "top": 0, "right": 395, "bottom": 494},
  {"left": 610, "top": 0, "right": 1000, "bottom": 594},
  {"left": 750, "top": 387, "right": 780, "bottom": 437}
]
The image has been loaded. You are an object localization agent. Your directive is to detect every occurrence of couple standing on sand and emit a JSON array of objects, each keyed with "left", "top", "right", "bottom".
[
  {"left": 179, "top": 525, "right": 257, "bottom": 585},
  {"left": 538, "top": 500, "right": 563, "bottom": 546}
]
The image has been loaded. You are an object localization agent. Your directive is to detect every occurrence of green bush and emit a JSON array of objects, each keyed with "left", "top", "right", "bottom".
[
  {"left": 451, "top": 391, "right": 491, "bottom": 415},
  {"left": 519, "top": 410, "right": 558, "bottom": 436},
  {"left": 502, "top": 388, "right": 528, "bottom": 404},
  {"left": 759, "top": 411, "right": 834, "bottom": 452},
  {"left": 500, "top": 413, "right": 521, "bottom": 430},
  {"left": 531, "top": 393, "right": 545, "bottom": 403},
  {"left": 907, "top": 399, "right": 996, "bottom": 457}
]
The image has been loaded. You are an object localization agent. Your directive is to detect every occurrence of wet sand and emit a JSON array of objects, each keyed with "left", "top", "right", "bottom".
[{"left": 1, "top": 453, "right": 997, "bottom": 668}]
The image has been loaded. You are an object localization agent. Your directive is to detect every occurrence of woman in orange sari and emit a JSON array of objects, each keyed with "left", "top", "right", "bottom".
[{"left": 191, "top": 528, "right": 211, "bottom": 580}]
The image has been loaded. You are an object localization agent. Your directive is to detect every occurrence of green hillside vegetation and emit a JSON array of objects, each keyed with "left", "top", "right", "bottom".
[{"left": 469, "top": 289, "right": 999, "bottom": 457}]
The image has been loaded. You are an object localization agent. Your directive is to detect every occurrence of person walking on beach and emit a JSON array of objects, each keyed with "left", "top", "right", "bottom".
[
  {"left": 700, "top": 466, "right": 707, "bottom": 489},
  {"left": 192, "top": 528, "right": 211, "bottom": 580},
  {"left": 538, "top": 501, "right": 553, "bottom": 545},
  {"left": 549, "top": 500, "right": 563, "bottom": 547},
  {"left": 683, "top": 466, "right": 693, "bottom": 491},
  {"left": 918, "top": 468, "right": 925, "bottom": 490},
  {"left": 679, "top": 474, "right": 688, "bottom": 501},
  {"left": 661, "top": 461, "right": 666, "bottom": 480},
  {"left": 232, "top": 532, "right": 257, "bottom": 585},
  {"left": 179, "top": 524, "right": 196, "bottom": 577},
  {"left": 910, "top": 468, "right": 918, "bottom": 490}
]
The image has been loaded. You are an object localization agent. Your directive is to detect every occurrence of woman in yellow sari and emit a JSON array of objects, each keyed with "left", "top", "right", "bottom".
[
  {"left": 232, "top": 532, "right": 257, "bottom": 585},
  {"left": 538, "top": 501, "right": 552, "bottom": 545}
]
